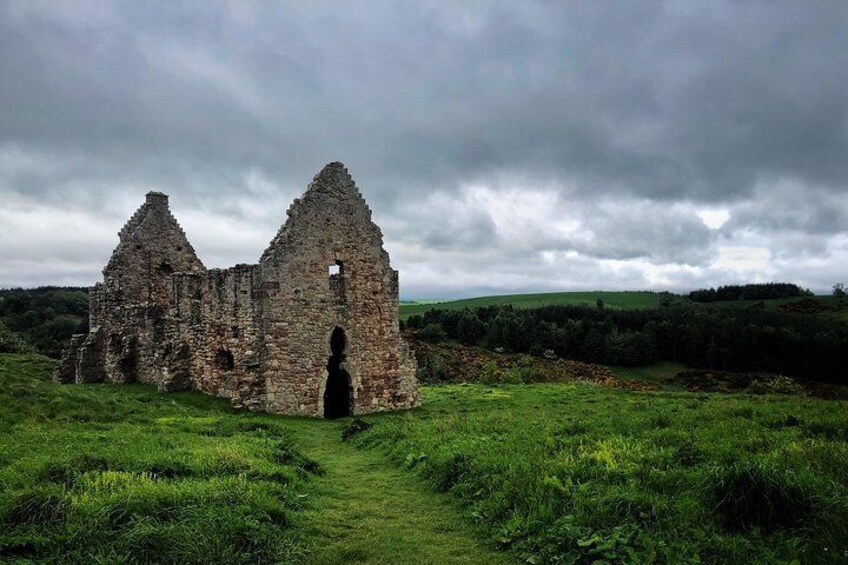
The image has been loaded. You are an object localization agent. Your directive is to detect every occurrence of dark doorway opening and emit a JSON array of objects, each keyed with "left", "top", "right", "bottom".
[{"left": 324, "top": 327, "right": 352, "bottom": 419}]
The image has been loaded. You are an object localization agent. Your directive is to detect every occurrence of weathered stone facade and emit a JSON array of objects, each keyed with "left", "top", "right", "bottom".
[{"left": 56, "top": 163, "right": 419, "bottom": 417}]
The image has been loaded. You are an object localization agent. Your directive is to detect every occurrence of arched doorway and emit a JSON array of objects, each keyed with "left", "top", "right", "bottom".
[{"left": 324, "top": 327, "right": 352, "bottom": 419}]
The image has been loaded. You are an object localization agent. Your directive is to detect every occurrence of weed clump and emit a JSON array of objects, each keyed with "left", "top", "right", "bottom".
[
  {"left": 1, "top": 488, "right": 68, "bottom": 527},
  {"left": 707, "top": 461, "right": 817, "bottom": 533},
  {"left": 273, "top": 442, "right": 323, "bottom": 476},
  {"left": 342, "top": 417, "right": 373, "bottom": 442},
  {"left": 429, "top": 453, "right": 472, "bottom": 492}
]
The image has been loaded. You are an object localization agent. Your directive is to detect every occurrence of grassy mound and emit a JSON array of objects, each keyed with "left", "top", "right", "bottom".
[
  {"left": 352, "top": 384, "right": 848, "bottom": 564},
  {"left": 0, "top": 354, "right": 318, "bottom": 563}
]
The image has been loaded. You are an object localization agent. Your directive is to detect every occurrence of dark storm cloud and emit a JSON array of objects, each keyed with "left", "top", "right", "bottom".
[{"left": 1, "top": 1, "right": 846, "bottom": 293}]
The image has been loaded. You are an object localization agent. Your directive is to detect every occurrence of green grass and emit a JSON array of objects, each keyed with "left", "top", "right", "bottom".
[
  {"left": 611, "top": 361, "right": 691, "bottom": 389},
  {"left": 286, "top": 419, "right": 511, "bottom": 564},
  {"left": 352, "top": 384, "right": 848, "bottom": 564},
  {"left": 0, "top": 354, "right": 318, "bottom": 563},
  {"left": 0, "top": 354, "right": 508, "bottom": 564},
  {"left": 400, "top": 291, "right": 669, "bottom": 319},
  {"left": 6, "top": 351, "right": 848, "bottom": 564}
]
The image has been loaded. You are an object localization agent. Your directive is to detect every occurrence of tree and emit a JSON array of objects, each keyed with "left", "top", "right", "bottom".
[
  {"left": 833, "top": 283, "right": 846, "bottom": 298},
  {"left": 417, "top": 323, "right": 447, "bottom": 343},
  {"left": 456, "top": 311, "right": 486, "bottom": 345}
]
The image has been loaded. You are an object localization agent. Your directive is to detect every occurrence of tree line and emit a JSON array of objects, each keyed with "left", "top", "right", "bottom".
[
  {"left": 687, "top": 283, "right": 810, "bottom": 303},
  {"left": 404, "top": 303, "right": 848, "bottom": 384}
]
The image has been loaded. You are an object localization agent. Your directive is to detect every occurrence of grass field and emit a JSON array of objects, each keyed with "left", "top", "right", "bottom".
[
  {"left": 611, "top": 361, "right": 691, "bottom": 390},
  {"left": 0, "top": 354, "right": 506, "bottom": 564},
  {"left": 400, "top": 291, "right": 846, "bottom": 320},
  {"left": 353, "top": 384, "right": 848, "bottom": 564},
  {"left": 3, "top": 353, "right": 847, "bottom": 564},
  {"left": 400, "top": 291, "right": 670, "bottom": 319},
  {"left": 0, "top": 354, "right": 317, "bottom": 563}
]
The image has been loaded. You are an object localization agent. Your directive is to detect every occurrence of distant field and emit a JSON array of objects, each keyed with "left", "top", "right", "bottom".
[
  {"left": 400, "top": 291, "right": 670, "bottom": 319},
  {"left": 401, "top": 291, "right": 846, "bottom": 320}
]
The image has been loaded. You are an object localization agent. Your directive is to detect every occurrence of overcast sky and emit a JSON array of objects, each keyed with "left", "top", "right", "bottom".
[{"left": 1, "top": 1, "right": 846, "bottom": 298}]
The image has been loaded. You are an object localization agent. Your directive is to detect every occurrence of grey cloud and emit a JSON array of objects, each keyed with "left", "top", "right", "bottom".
[{"left": 1, "top": 1, "right": 846, "bottom": 294}]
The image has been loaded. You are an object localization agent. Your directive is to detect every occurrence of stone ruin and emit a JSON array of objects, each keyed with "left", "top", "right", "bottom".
[{"left": 55, "top": 163, "right": 419, "bottom": 418}]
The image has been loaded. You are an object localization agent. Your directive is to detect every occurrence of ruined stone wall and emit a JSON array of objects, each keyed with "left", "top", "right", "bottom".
[
  {"left": 169, "top": 266, "right": 266, "bottom": 409},
  {"left": 258, "top": 163, "right": 418, "bottom": 416},
  {"left": 56, "top": 163, "right": 419, "bottom": 418}
]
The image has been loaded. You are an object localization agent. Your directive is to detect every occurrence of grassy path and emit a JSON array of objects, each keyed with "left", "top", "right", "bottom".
[{"left": 282, "top": 418, "right": 512, "bottom": 565}]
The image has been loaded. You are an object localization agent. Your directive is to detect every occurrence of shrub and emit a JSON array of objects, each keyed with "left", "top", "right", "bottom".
[
  {"left": 417, "top": 323, "right": 447, "bottom": 343},
  {"left": 479, "top": 361, "right": 504, "bottom": 384},
  {"left": 746, "top": 375, "right": 805, "bottom": 395},
  {"left": 416, "top": 353, "right": 450, "bottom": 384},
  {"left": 0, "top": 323, "right": 35, "bottom": 354}
]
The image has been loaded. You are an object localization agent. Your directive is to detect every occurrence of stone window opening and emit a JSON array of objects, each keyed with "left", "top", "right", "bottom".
[
  {"left": 324, "top": 327, "right": 352, "bottom": 419},
  {"left": 329, "top": 260, "right": 346, "bottom": 297},
  {"left": 159, "top": 261, "right": 174, "bottom": 275},
  {"left": 215, "top": 348, "right": 235, "bottom": 371}
]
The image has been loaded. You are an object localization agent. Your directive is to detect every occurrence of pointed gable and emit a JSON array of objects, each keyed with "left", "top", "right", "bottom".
[
  {"left": 104, "top": 192, "right": 204, "bottom": 305},
  {"left": 260, "top": 162, "right": 385, "bottom": 266}
]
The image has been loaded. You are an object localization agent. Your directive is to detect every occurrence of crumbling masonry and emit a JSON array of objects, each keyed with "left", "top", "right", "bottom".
[{"left": 55, "top": 163, "right": 419, "bottom": 417}]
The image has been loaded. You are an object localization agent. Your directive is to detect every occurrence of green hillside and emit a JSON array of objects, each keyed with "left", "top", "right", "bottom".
[
  {"left": 400, "top": 291, "right": 671, "bottom": 319},
  {"left": 3, "top": 353, "right": 848, "bottom": 563}
]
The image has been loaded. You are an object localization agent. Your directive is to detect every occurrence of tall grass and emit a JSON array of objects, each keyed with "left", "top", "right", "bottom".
[
  {"left": 0, "top": 354, "right": 317, "bottom": 563},
  {"left": 353, "top": 384, "right": 848, "bottom": 564}
]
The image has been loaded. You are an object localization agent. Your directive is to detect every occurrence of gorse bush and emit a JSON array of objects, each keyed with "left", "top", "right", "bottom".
[{"left": 416, "top": 352, "right": 451, "bottom": 384}]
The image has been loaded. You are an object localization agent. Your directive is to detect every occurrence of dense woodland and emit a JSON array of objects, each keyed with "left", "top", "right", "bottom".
[
  {"left": 405, "top": 302, "right": 848, "bottom": 384},
  {"left": 688, "top": 283, "right": 810, "bottom": 303},
  {"left": 0, "top": 287, "right": 88, "bottom": 357}
]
